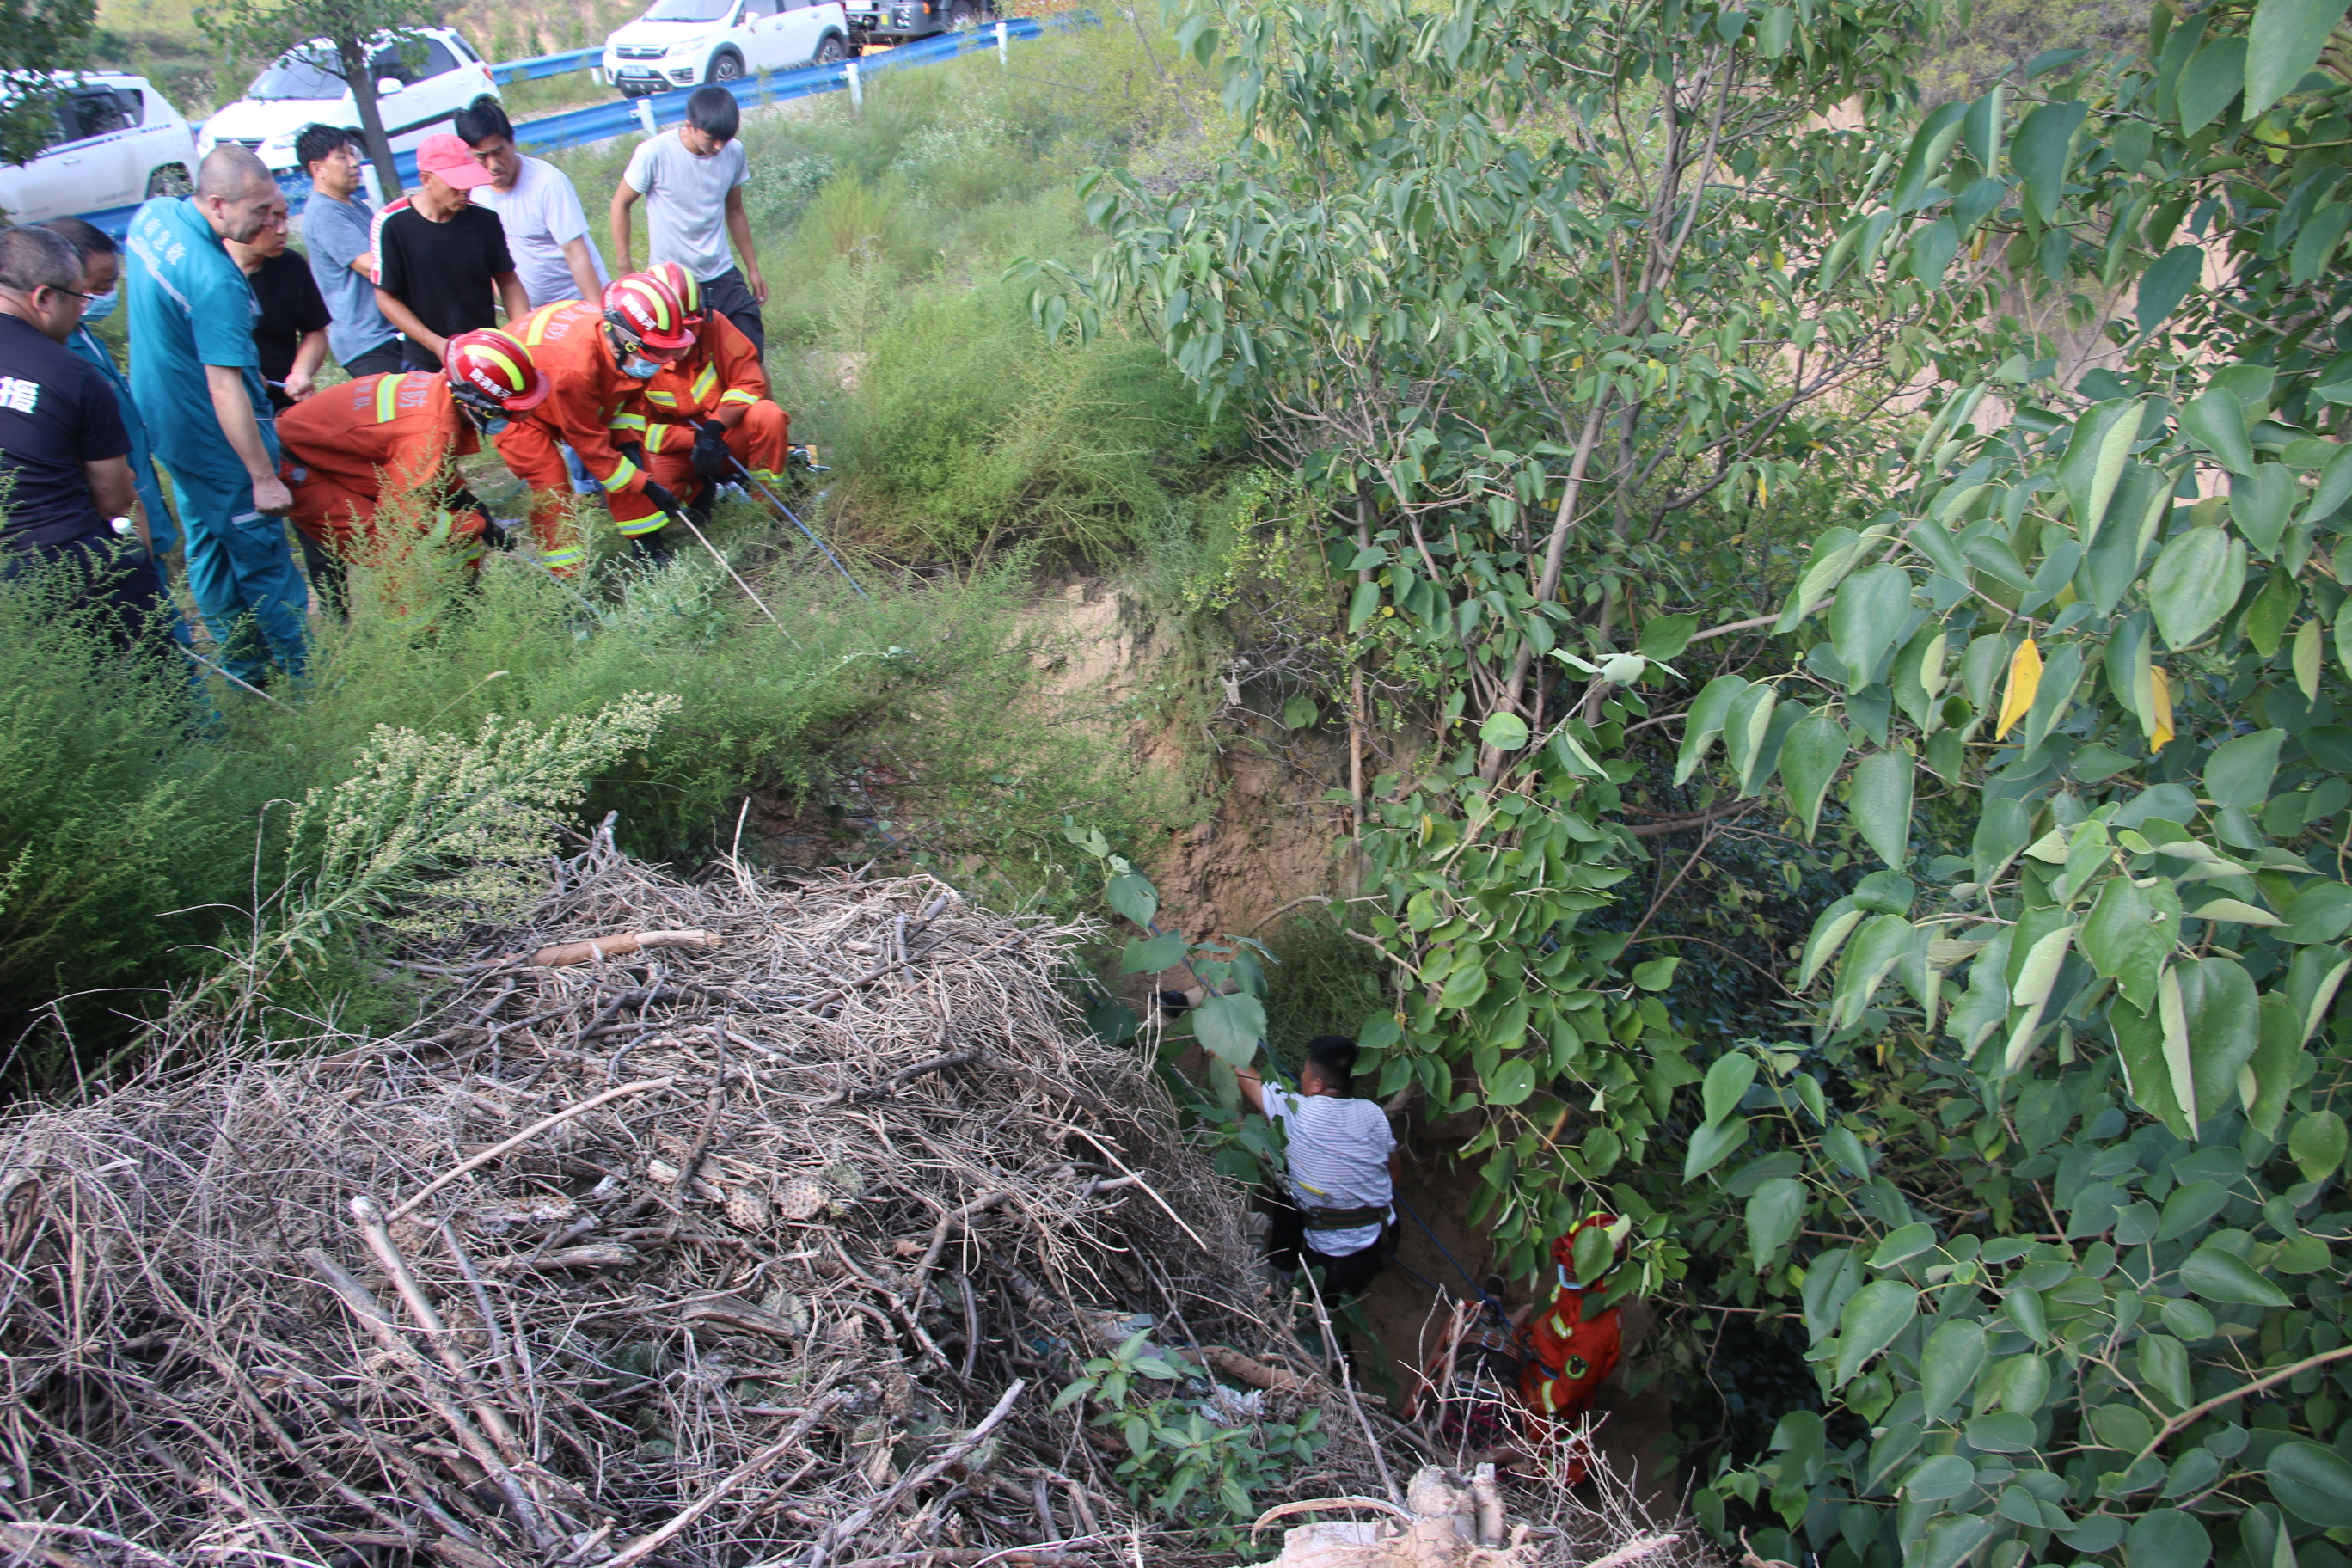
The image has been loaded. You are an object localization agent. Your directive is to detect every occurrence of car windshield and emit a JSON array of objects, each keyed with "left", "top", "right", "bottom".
[
  {"left": 247, "top": 47, "right": 345, "bottom": 101},
  {"left": 641, "top": 0, "right": 732, "bottom": 21}
]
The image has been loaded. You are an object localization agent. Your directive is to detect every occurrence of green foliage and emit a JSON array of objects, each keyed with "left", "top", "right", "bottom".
[
  {"left": 0, "top": 539, "right": 1162, "bottom": 1085},
  {"left": 0, "top": 560, "right": 254, "bottom": 1068},
  {"left": 814, "top": 278, "right": 1222, "bottom": 563},
  {"left": 0, "top": 0, "right": 100, "bottom": 167},
  {"left": 1054, "top": 1332, "right": 1326, "bottom": 1547},
  {"left": 1036, "top": 0, "right": 2352, "bottom": 1559}
]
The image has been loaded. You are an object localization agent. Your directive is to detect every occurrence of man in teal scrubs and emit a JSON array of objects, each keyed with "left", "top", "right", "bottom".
[{"left": 126, "top": 144, "right": 307, "bottom": 681}]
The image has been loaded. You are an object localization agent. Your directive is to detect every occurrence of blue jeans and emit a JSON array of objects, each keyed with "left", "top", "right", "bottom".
[{"left": 164, "top": 462, "right": 308, "bottom": 683}]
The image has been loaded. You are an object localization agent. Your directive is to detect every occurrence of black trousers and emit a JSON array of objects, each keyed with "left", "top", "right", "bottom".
[
  {"left": 2, "top": 531, "right": 179, "bottom": 655},
  {"left": 1262, "top": 1188, "right": 1398, "bottom": 1301},
  {"left": 701, "top": 266, "right": 767, "bottom": 360},
  {"left": 342, "top": 339, "right": 406, "bottom": 377}
]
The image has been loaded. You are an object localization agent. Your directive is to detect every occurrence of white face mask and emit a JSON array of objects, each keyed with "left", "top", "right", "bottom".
[
  {"left": 621, "top": 352, "right": 660, "bottom": 380},
  {"left": 80, "top": 289, "right": 117, "bottom": 324}
]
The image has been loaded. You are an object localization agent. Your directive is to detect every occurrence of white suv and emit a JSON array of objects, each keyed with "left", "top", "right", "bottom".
[
  {"left": 197, "top": 27, "right": 500, "bottom": 177},
  {"left": 0, "top": 74, "right": 196, "bottom": 223},
  {"left": 603, "top": 0, "right": 850, "bottom": 98}
]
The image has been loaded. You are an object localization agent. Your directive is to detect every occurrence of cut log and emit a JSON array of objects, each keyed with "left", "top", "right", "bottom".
[{"left": 528, "top": 929, "right": 721, "bottom": 967}]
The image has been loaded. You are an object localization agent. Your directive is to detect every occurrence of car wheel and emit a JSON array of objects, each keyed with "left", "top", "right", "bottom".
[
  {"left": 145, "top": 162, "right": 192, "bottom": 198},
  {"left": 707, "top": 49, "right": 744, "bottom": 82},
  {"left": 815, "top": 33, "right": 846, "bottom": 64},
  {"left": 949, "top": 0, "right": 977, "bottom": 26}
]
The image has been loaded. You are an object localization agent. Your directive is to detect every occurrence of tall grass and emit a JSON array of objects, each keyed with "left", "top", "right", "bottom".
[
  {"left": 0, "top": 528, "right": 1174, "bottom": 1087},
  {"left": 542, "top": 23, "right": 1233, "bottom": 567}
]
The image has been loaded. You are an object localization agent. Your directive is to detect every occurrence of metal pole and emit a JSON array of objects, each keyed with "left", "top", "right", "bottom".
[
  {"left": 846, "top": 58, "right": 862, "bottom": 108},
  {"left": 726, "top": 458, "right": 871, "bottom": 600},
  {"left": 177, "top": 642, "right": 297, "bottom": 710},
  {"left": 995, "top": 19, "right": 1008, "bottom": 64},
  {"left": 651, "top": 501, "right": 787, "bottom": 628}
]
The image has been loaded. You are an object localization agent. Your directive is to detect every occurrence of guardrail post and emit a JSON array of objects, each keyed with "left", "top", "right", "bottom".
[
  {"left": 846, "top": 58, "right": 862, "bottom": 108},
  {"left": 634, "top": 95, "right": 658, "bottom": 137},
  {"left": 995, "top": 19, "right": 1008, "bottom": 64}
]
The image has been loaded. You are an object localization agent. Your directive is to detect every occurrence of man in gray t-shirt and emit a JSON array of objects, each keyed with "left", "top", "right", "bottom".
[
  {"left": 294, "top": 124, "right": 400, "bottom": 377},
  {"left": 611, "top": 86, "right": 767, "bottom": 357}
]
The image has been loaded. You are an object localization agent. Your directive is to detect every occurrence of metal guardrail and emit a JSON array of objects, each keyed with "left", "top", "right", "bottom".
[
  {"left": 80, "top": 14, "right": 1089, "bottom": 238},
  {"left": 509, "top": 16, "right": 1050, "bottom": 156},
  {"left": 488, "top": 45, "right": 605, "bottom": 85}
]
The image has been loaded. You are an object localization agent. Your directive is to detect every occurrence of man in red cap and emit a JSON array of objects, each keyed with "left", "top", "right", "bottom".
[{"left": 373, "top": 134, "right": 529, "bottom": 371}]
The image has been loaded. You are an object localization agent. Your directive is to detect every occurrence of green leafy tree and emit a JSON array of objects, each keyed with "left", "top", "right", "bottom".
[
  {"left": 196, "top": 0, "right": 435, "bottom": 194},
  {"left": 0, "top": 0, "right": 101, "bottom": 171},
  {"left": 1042, "top": 0, "right": 2352, "bottom": 1560}
]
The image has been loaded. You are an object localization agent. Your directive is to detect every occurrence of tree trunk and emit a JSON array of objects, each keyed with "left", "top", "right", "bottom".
[{"left": 339, "top": 37, "right": 403, "bottom": 200}]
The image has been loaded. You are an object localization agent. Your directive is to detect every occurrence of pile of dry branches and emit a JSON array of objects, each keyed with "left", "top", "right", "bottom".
[{"left": 0, "top": 830, "right": 1397, "bottom": 1568}]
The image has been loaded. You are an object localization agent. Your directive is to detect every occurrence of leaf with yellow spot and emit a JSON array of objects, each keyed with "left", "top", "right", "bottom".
[
  {"left": 2148, "top": 665, "right": 2175, "bottom": 750},
  {"left": 1995, "top": 637, "right": 2042, "bottom": 739}
]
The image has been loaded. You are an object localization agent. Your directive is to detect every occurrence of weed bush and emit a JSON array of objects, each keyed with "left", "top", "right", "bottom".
[
  {"left": 807, "top": 281, "right": 1222, "bottom": 562},
  {"left": 0, "top": 525, "right": 1172, "bottom": 1086}
]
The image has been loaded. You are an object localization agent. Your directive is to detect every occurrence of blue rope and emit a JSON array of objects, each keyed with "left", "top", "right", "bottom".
[{"left": 1397, "top": 1194, "right": 1501, "bottom": 1308}]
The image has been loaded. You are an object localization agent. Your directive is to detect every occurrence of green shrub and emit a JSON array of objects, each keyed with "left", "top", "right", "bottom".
[
  {"left": 0, "top": 526, "right": 1172, "bottom": 1085},
  {"left": 802, "top": 279, "right": 1222, "bottom": 563},
  {"left": 0, "top": 564, "right": 256, "bottom": 1078}
]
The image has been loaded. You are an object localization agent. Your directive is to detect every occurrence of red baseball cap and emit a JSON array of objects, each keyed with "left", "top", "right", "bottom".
[{"left": 415, "top": 133, "right": 494, "bottom": 190}]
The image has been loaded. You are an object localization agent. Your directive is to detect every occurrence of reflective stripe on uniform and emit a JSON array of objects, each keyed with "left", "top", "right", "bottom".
[
  {"left": 601, "top": 456, "right": 640, "bottom": 493},
  {"left": 609, "top": 412, "right": 648, "bottom": 434},
  {"left": 646, "top": 389, "right": 679, "bottom": 407},
  {"left": 615, "top": 512, "right": 665, "bottom": 536},
  {"left": 643, "top": 424, "right": 677, "bottom": 452},
  {"left": 542, "top": 543, "right": 586, "bottom": 568},
  {"left": 720, "top": 389, "right": 759, "bottom": 407},
  {"left": 521, "top": 303, "right": 568, "bottom": 346},
  {"left": 691, "top": 364, "right": 719, "bottom": 401},
  {"left": 374, "top": 375, "right": 407, "bottom": 423}
]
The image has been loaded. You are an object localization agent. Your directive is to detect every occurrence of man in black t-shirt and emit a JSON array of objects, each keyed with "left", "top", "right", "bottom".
[
  {"left": 375, "top": 135, "right": 528, "bottom": 371},
  {"left": 227, "top": 209, "right": 330, "bottom": 411},
  {"left": 0, "top": 225, "right": 175, "bottom": 650}
]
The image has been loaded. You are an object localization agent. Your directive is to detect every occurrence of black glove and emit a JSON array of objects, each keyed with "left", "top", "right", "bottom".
[
  {"left": 691, "top": 420, "right": 732, "bottom": 482},
  {"left": 640, "top": 480, "right": 683, "bottom": 518}
]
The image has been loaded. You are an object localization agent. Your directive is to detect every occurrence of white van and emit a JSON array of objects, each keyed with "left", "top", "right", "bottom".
[
  {"left": 0, "top": 74, "right": 196, "bottom": 222},
  {"left": 603, "top": 0, "right": 850, "bottom": 97},
  {"left": 197, "top": 27, "right": 500, "bottom": 176}
]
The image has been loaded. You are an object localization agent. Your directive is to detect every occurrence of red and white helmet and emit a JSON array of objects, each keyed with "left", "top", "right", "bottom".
[
  {"left": 645, "top": 260, "right": 705, "bottom": 330},
  {"left": 603, "top": 271, "right": 697, "bottom": 358},
  {"left": 1552, "top": 1211, "right": 1627, "bottom": 1289},
  {"left": 443, "top": 328, "right": 548, "bottom": 413}
]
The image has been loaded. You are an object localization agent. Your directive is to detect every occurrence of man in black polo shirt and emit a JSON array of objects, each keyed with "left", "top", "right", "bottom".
[
  {"left": 374, "top": 135, "right": 528, "bottom": 371},
  {"left": 0, "top": 224, "right": 174, "bottom": 651}
]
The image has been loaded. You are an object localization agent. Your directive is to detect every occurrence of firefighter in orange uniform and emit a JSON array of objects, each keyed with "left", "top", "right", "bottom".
[
  {"left": 615, "top": 260, "right": 793, "bottom": 508},
  {"left": 1514, "top": 1211, "right": 1626, "bottom": 1479},
  {"left": 491, "top": 279, "right": 689, "bottom": 570},
  {"left": 277, "top": 327, "right": 548, "bottom": 569}
]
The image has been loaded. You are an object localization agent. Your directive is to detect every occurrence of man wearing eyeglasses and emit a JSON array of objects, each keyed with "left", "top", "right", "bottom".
[{"left": 0, "top": 224, "right": 175, "bottom": 652}]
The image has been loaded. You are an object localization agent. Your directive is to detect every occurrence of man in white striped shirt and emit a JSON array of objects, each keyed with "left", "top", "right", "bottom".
[{"left": 1236, "top": 1035, "right": 1400, "bottom": 1299}]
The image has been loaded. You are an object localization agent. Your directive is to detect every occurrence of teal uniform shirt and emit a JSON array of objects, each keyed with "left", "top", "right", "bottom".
[
  {"left": 124, "top": 196, "right": 276, "bottom": 479},
  {"left": 66, "top": 325, "right": 174, "bottom": 556}
]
